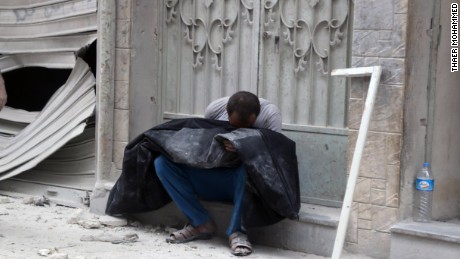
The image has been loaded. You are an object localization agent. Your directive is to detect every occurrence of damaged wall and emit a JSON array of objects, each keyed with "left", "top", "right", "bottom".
[
  {"left": 0, "top": 0, "right": 133, "bottom": 213},
  {"left": 0, "top": 1, "right": 98, "bottom": 189},
  {"left": 0, "top": 0, "right": 107, "bottom": 210}
]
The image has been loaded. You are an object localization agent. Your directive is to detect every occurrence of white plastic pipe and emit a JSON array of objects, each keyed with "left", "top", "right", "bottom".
[{"left": 330, "top": 66, "right": 382, "bottom": 259}]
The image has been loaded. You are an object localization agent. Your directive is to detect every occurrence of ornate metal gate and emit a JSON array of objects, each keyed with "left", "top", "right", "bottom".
[{"left": 161, "top": 0, "right": 351, "bottom": 207}]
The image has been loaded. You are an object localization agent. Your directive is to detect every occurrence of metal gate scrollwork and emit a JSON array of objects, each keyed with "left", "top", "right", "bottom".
[
  {"left": 165, "top": 0, "right": 255, "bottom": 71},
  {"left": 263, "top": 0, "right": 349, "bottom": 74}
]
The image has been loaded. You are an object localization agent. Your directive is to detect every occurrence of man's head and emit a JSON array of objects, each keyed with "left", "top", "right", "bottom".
[{"left": 226, "top": 91, "right": 260, "bottom": 128}]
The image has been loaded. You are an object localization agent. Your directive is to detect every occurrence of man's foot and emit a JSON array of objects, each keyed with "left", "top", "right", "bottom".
[
  {"left": 166, "top": 222, "right": 216, "bottom": 244},
  {"left": 229, "top": 231, "right": 253, "bottom": 256}
]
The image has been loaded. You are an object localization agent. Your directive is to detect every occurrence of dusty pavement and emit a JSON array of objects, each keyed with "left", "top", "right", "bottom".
[{"left": 0, "top": 195, "right": 373, "bottom": 259}]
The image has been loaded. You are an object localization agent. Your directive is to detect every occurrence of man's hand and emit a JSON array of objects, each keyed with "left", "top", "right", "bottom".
[
  {"left": 0, "top": 73, "right": 7, "bottom": 110},
  {"left": 223, "top": 140, "right": 236, "bottom": 152}
]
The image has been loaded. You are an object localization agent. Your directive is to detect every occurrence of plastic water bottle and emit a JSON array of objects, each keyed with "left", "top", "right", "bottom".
[{"left": 413, "top": 162, "right": 434, "bottom": 222}]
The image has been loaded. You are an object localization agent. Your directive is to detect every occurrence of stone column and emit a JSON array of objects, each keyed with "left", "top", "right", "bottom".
[
  {"left": 112, "top": 0, "right": 132, "bottom": 178},
  {"left": 92, "top": 0, "right": 116, "bottom": 215}
]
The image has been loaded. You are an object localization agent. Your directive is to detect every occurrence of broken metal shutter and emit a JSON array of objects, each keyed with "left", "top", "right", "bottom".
[
  {"left": 0, "top": 0, "right": 97, "bottom": 54},
  {"left": 0, "top": 0, "right": 98, "bottom": 195}
]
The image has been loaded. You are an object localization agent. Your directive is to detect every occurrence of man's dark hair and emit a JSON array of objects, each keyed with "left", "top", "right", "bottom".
[{"left": 226, "top": 91, "right": 261, "bottom": 123}]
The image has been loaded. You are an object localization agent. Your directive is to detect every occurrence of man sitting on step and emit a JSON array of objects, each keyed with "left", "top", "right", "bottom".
[{"left": 154, "top": 91, "right": 282, "bottom": 256}]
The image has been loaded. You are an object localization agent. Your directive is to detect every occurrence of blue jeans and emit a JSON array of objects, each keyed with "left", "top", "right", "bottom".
[{"left": 154, "top": 155, "right": 246, "bottom": 236}]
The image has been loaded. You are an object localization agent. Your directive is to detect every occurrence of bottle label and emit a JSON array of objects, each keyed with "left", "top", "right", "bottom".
[{"left": 416, "top": 178, "right": 434, "bottom": 191}]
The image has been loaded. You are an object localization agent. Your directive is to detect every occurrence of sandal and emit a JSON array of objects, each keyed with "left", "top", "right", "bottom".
[
  {"left": 166, "top": 223, "right": 215, "bottom": 244},
  {"left": 229, "top": 231, "right": 253, "bottom": 256}
]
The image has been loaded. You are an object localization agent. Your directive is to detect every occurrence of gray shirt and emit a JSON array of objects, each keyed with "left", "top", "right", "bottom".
[{"left": 204, "top": 97, "right": 282, "bottom": 132}]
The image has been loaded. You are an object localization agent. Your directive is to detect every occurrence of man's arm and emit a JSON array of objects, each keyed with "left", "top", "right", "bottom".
[
  {"left": 263, "top": 104, "right": 282, "bottom": 132},
  {"left": 0, "top": 72, "right": 7, "bottom": 110},
  {"left": 204, "top": 97, "right": 229, "bottom": 120},
  {"left": 256, "top": 102, "right": 282, "bottom": 132}
]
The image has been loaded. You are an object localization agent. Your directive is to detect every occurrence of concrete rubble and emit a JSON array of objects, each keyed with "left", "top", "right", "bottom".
[
  {"left": 37, "top": 248, "right": 68, "bottom": 259},
  {"left": 80, "top": 233, "right": 139, "bottom": 244},
  {"left": 98, "top": 215, "right": 128, "bottom": 227},
  {"left": 0, "top": 194, "right": 374, "bottom": 259},
  {"left": 23, "top": 196, "right": 50, "bottom": 206}
]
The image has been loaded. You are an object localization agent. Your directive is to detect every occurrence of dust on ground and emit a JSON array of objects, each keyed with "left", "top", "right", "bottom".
[{"left": 0, "top": 195, "right": 371, "bottom": 259}]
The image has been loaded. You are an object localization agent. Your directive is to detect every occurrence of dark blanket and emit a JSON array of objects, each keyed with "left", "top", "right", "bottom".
[{"left": 106, "top": 118, "right": 300, "bottom": 228}]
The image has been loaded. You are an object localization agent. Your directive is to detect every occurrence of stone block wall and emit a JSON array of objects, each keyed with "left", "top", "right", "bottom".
[
  {"left": 113, "top": 0, "right": 132, "bottom": 173},
  {"left": 345, "top": 0, "right": 407, "bottom": 257}
]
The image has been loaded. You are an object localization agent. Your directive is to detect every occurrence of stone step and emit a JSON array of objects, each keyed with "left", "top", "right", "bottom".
[
  {"left": 390, "top": 220, "right": 460, "bottom": 259},
  {"left": 134, "top": 202, "right": 340, "bottom": 257}
]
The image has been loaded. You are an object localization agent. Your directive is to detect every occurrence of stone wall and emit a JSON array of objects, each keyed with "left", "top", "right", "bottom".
[
  {"left": 113, "top": 0, "right": 132, "bottom": 174},
  {"left": 345, "top": 0, "right": 407, "bottom": 257}
]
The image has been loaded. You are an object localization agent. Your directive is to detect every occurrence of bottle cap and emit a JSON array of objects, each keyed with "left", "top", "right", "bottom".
[{"left": 423, "top": 162, "right": 430, "bottom": 167}]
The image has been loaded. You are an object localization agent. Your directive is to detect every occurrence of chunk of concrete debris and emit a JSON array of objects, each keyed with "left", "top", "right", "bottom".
[
  {"left": 37, "top": 248, "right": 57, "bottom": 256},
  {"left": 67, "top": 208, "right": 102, "bottom": 229},
  {"left": 23, "top": 196, "right": 50, "bottom": 206},
  {"left": 67, "top": 208, "right": 84, "bottom": 224},
  {"left": 77, "top": 219, "right": 102, "bottom": 229},
  {"left": 23, "top": 197, "right": 35, "bottom": 205},
  {"left": 0, "top": 197, "right": 11, "bottom": 204},
  {"left": 99, "top": 215, "right": 127, "bottom": 227},
  {"left": 49, "top": 253, "right": 68, "bottom": 259},
  {"left": 37, "top": 248, "right": 68, "bottom": 259},
  {"left": 34, "top": 196, "right": 50, "bottom": 206},
  {"left": 80, "top": 232, "right": 139, "bottom": 244},
  {"left": 128, "top": 220, "right": 143, "bottom": 228}
]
